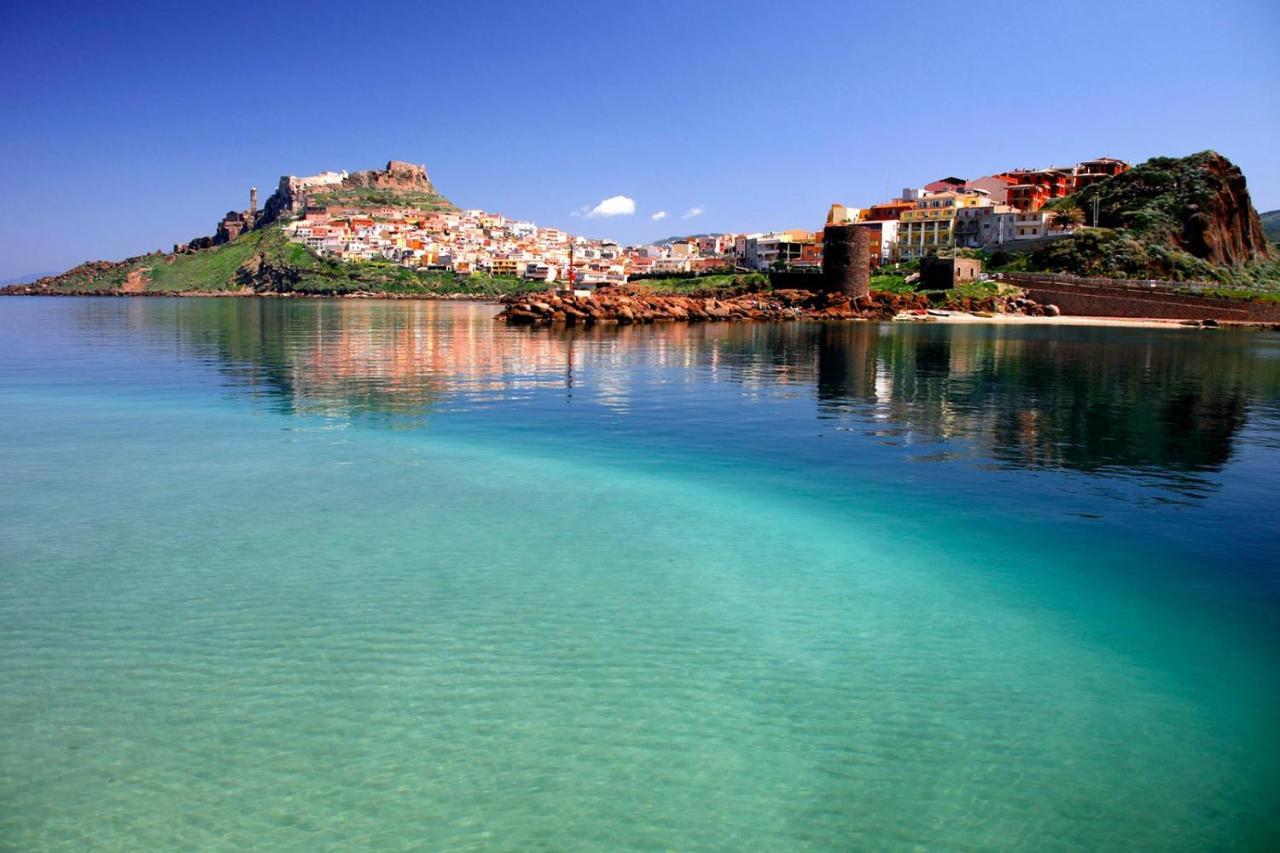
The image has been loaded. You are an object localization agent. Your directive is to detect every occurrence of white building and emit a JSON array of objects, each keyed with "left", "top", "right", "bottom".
[
  {"left": 523, "top": 262, "right": 558, "bottom": 282},
  {"left": 650, "top": 257, "right": 692, "bottom": 274}
]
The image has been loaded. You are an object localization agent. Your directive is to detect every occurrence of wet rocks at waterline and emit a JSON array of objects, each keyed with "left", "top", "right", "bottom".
[{"left": 497, "top": 287, "right": 1049, "bottom": 327}]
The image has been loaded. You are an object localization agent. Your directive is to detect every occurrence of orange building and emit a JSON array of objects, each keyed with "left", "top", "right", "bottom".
[
  {"left": 1002, "top": 169, "right": 1072, "bottom": 212},
  {"left": 1002, "top": 159, "right": 1130, "bottom": 210},
  {"left": 1071, "top": 157, "right": 1130, "bottom": 192},
  {"left": 861, "top": 200, "right": 915, "bottom": 222}
]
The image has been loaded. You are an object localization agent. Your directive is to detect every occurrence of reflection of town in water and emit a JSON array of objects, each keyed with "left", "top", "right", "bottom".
[{"left": 144, "top": 299, "right": 1280, "bottom": 491}]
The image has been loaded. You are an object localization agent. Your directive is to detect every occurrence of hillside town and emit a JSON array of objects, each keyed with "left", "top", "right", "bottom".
[{"left": 278, "top": 157, "right": 1130, "bottom": 285}]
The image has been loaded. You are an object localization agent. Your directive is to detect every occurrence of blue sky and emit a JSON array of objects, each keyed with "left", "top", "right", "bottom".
[{"left": 1, "top": 0, "right": 1277, "bottom": 279}]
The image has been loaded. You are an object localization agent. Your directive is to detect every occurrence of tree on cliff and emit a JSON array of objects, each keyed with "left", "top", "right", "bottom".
[
  {"left": 1027, "top": 152, "right": 1275, "bottom": 283},
  {"left": 1048, "top": 205, "right": 1085, "bottom": 231}
]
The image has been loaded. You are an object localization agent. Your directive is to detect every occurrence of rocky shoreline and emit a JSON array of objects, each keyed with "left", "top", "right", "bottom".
[
  {"left": 497, "top": 287, "right": 1054, "bottom": 326},
  {"left": 8, "top": 283, "right": 1272, "bottom": 328}
]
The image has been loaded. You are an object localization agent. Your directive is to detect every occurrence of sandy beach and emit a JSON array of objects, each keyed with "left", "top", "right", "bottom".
[{"left": 907, "top": 312, "right": 1270, "bottom": 330}]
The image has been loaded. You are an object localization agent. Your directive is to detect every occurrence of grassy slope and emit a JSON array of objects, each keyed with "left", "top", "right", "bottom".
[
  {"left": 308, "top": 186, "right": 455, "bottom": 212},
  {"left": 145, "top": 229, "right": 270, "bottom": 291},
  {"left": 49, "top": 263, "right": 137, "bottom": 292},
  {"left": 36, "top": 225, "right": 537, "bottom": 296},
  {"left": 1012, "top": 153, "right": 1279, "bottom": 289}
]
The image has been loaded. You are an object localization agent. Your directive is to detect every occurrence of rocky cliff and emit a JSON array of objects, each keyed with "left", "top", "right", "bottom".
[
  {"left": 343, "top": 160, "right": 436, "bottom": 192},
  {"left": 1073, "top": 151, "right": 1271, "bottom": 266},
  {"left": 1029, "top": 152, "right": 1276, "bottom": 283},
  {"left": 260, "top": 160, "right": 452, "bottom": 224}
]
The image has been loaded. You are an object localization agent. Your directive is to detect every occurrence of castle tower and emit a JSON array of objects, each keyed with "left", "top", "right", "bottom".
[
  {"left": 249, "top": 187, "right": 258, "bottom": 221},
  {"left": 822, "top": 224, "right": 870, "bottom": 298}
]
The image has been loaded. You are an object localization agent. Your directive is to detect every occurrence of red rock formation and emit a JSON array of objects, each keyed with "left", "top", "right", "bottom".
[
  {"left": 342, "top": 161, "right": 437, "bottom": 193},
  {"left": 1074, "top": 151, "right": 1273, "bottom": 271},
  {"left": 1179, "top": 152, "right": 1272, "bottom": 266}
]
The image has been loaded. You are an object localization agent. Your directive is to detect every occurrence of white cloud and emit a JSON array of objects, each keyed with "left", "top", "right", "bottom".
[
  {"left": 581, "top": 195, "right": 636, "bottom": 218},
  {"left": 682, "top": 206, "right": 703, "bottom": 220},
  {"left": 651, "top": 210, "right": 668, "bottom": 221}
]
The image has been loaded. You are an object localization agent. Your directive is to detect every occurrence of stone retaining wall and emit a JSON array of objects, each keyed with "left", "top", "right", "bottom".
[{"left": 1007, "top": 275, "right": 1280, "bottom": 322}]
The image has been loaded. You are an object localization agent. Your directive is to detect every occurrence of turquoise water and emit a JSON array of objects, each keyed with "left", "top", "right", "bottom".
[{"left": 2, "top": 298, "right": 1279, "bottom": 850}]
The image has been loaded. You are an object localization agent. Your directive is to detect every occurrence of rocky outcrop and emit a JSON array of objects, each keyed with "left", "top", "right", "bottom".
[
  {"left": 177, "top": 160, "right": 451, "bottom": 255},
  {"left": 342, "top": 161, "right": 436, "bottom": 193},
  {"left": 3, "top": 254, "right": 161, "bottom": 294},
  {"left": 1073, "top": 151, "right": 1272, "bottom": 267},
  {"left": 496, "top": 287, "right": 1042, "bottom": 327},
  {"left": 186, "top": 210, "right": 253, "bottom": 250},
  {"left": 1176, "top": 154, "right": 1270, "bottom": 266},
  {"left": 259, "top": 160, "right": 447, "bottom": 224},
  {"left": 232, "top": 251, "right": 300, "bottom": 292},
  {"left": 260, "top": 176, "right": 304, "bottom": 223}
]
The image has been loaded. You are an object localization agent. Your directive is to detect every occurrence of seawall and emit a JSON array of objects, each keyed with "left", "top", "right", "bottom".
[{"left": 1006, "top": 274, "right": 1280, "bottom": 322}]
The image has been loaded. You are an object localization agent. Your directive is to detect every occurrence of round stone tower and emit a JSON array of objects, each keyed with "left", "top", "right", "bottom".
[{"left": 822, "top": 224, "right": 870, "bottom": 298}]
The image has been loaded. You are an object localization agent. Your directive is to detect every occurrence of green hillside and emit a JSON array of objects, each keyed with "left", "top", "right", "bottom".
[
  {"left": 307, "top": 185, "right": 455, "bottom": 212},
  {"left": 16, "top": 160, "right": 525, "bottom": 296},
  {"left": 149, "top": 228, "right": 273, "bottom": 291},
  {"left": 1012, "top": 152, "right": 1277, "bottom": 287},
  {"left": 23, "top": 225, "right": 541, "bottom": 296}
]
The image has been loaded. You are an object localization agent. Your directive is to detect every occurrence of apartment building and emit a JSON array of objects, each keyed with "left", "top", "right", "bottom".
[{"left": 897, "top": 192, "right": 990, "bottom": 259}]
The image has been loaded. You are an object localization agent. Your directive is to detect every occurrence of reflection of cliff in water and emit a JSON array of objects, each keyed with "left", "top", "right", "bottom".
[{"left": 814, "top": 323, "right": 1268, "bottom": 476}]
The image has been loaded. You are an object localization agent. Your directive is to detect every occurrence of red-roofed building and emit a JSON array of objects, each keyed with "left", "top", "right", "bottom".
[
  {"left": 965, "top": 174, "right": 1018, "bottom": 204},
  {"left": 923, "top": 177, "right": 967, "bottom": 193}
]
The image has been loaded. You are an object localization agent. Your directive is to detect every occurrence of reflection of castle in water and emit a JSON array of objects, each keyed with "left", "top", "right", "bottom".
[{"left": 151, "top": 300, "right": 1271, "bottom": 486}]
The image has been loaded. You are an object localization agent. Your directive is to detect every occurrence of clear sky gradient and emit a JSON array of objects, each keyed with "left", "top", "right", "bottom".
[{"left": 2, "top": 0, "right": 1277, "bottom": 279}]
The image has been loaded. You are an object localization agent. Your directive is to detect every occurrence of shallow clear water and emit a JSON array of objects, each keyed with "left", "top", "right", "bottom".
[{"left": 2, "top": 297, "right": 1278, "bottom": 850}]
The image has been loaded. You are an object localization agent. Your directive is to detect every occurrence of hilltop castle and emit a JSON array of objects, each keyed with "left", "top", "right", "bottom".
[{"left": 178, "top": 162, "right": 433, "bottom": 253}]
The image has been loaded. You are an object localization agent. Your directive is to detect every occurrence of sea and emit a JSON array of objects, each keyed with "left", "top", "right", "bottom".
[{"left": 2, "top": 297, "right": 1278, "bottom": 850}]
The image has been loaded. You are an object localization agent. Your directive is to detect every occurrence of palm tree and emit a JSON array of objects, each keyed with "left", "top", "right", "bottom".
[{"left": 1049, "top": 205, "right": 1086, "bottom": 231}]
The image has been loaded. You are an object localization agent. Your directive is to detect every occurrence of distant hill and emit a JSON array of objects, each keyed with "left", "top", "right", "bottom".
[
  {"left": 1027, "top": 151, "right": 1276, "bottom": 284},
  {"left": 0, "top": 272, "right": 57, "bottom": 286},
  {"left": 1261, "top": 209, "right": 1280, "bottom": 245},
  {"left": 652, "top": 233, "right": 725, "bottom": 246}
]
